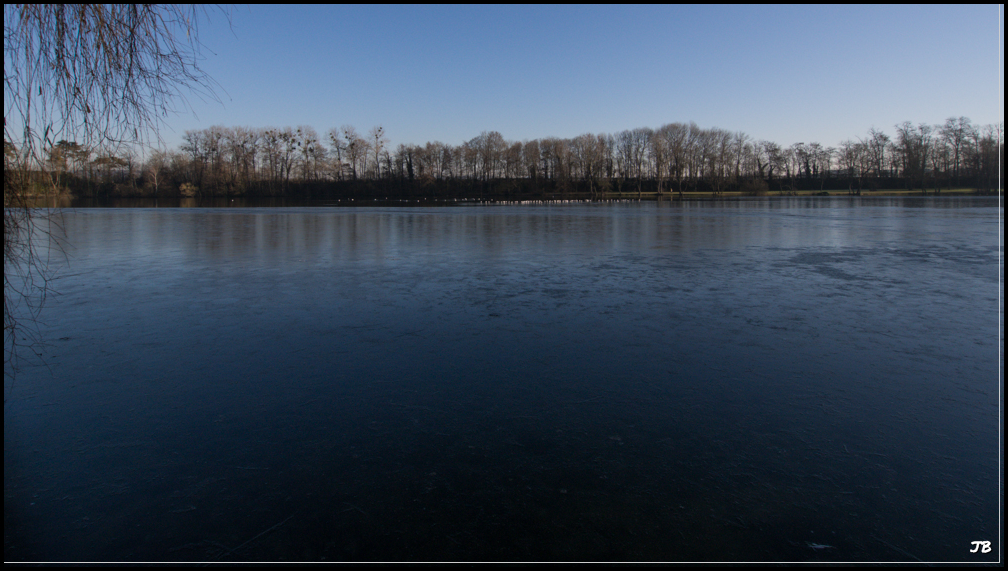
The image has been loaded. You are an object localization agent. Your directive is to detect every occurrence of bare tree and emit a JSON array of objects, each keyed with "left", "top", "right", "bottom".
[
  {"left": 929, "top": 134, "right": 949, "bottom": 193},
  {"left": 474, "top": 131, "right": 505, "bottom": 182},
  {"left": 838, "top": 139, "right": 862, "bottom": 194},
  {"left": 710, "top": 129, "right": 732, "bottom": 195},
  {"left": 327, "top": 127, "right": 347, "bottom": 181},
  {"left": 731, "top": 131, "right": 750, "bottom": 187},
  {"left": 660, "top": 124, "right": 688, "bottom": 196},
  {"left": 806, "top": 142, "right": 832, "bottom": 191},
  {"left": 260, "top": 128, "right": 282, "bottom": 193},
  {"left": 392, "top": 144, "right": 410, "bottom": 181},
  {"left": 969, "top": 122, "right": 1002, "bottom": 193},
  {"left": 369, "top": 126, "right": 387, "bottom": 179},
  {"left": 277, "top": 127, "right": 298, "bottom": 191},
  {"left": 630, "top": 128, "right": 651, "bottom": 194},
  {"left": 341, "top": 125, "right": 365, "bottom": 180},
  {"left": 894, "top": 122, "right": 934, "bottom": 192},
  {"left": 231, "top": 126, "right": 260, "bottom": 193},
  {"left": 570, "top": 134, "right": 591, "bottom": 184},
  {"left": 523, "top": 140, "right": 541, "bottom": 181},
  {"left": 615, "top": 130, "right": 633, "bottom": 180},
  {"left": 441, "top": 144, "right": 456, "bottom": 180},
  {"left": 144, "top": 148, "right": 169, "bottom": 197},
  {"left": 648, "top": 130, "right": 668, "bottom": 195},
  {"left": 941, "top": 117, "right": 972, "bottom": 187},
  {"left": 297, "top": 126, "right": 321, "bottom": 183},
  {"left": 504, "top": 141, "right": 523, "bottom": 181},
  {"left": 428, "top": 142, "right": 447, "bottom": 181}
]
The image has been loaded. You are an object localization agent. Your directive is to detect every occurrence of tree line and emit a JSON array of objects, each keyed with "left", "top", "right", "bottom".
[{"left": 19, "top": 117, "right": 1003, "bottom": 200}]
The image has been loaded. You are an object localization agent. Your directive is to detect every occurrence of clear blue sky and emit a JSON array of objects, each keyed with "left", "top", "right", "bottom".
[{"left": 161, "top": 4, "right": 1002, "bottom": 152}]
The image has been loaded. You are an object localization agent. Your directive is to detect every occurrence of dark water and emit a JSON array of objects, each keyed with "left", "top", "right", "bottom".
[{"left": 4, "top": 197, "right": 1003, "bottom": 562}]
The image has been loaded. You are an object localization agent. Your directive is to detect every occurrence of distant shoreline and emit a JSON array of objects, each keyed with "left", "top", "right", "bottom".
[{"left": 22, "top": 188, "right": 1002, "bottom": 209}]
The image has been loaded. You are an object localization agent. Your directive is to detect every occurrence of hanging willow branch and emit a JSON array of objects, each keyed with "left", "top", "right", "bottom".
[
  {"left": 4, "top": 4, "right": 228, "bottom": 380},
  {"left": 5, "top": 4, "right": 228, "bottom": 154}
]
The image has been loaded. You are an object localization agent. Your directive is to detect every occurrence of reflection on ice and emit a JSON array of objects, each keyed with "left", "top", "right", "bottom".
[{"left": 4, "top": 198, "right": 1001, "bottom": 562}]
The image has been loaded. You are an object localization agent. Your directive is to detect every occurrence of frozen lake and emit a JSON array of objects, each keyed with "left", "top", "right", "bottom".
[{"left": 3, "top": 197, "right": 1003, "bottom": 562}]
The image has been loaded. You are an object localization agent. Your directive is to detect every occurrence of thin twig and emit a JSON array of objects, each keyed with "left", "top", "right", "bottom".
[
  {"left": 871, "top": 534, "right": 923, "bottom": 562},
  {"left": 214, "top": 511, "right": 297, "bottom": 561}
]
